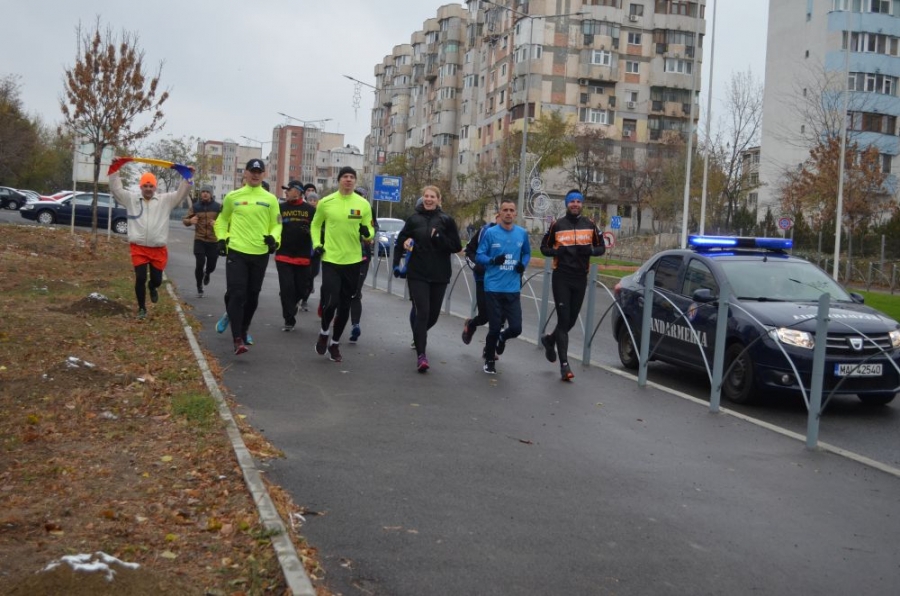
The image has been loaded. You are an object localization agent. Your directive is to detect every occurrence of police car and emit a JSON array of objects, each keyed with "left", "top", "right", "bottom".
[{"left": 612, "top": 236, "right": 900, "bottom": 406}]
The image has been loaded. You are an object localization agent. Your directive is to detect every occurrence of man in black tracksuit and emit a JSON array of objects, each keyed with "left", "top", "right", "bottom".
[
  {"left": 539, "top": 190, "right": 605, "bottom": 381},
  {"left": 461, "top": 214, "right": 498, "bottom": 346},
  {"left": 275, "top": 180, "right": 316, "bottom": 331}
]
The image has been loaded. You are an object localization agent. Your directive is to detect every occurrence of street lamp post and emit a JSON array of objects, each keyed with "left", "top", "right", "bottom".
[
  {"left": 679, "top": 2, "right": 705, "bottom": 248},
  {"left": 480, "top": 0, "right": 583, "bottom": 227}
]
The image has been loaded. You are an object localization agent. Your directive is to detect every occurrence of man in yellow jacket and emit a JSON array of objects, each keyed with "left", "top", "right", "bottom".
[
  {"left": 309, "top": 166, "right": 373, "bottom": 363},
  {"left": 214, "top": 159, "right": 282, "bottom": 355}
]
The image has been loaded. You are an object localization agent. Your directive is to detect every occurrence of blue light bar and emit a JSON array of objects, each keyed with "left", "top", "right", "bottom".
[{"left": 688, "top": 236, "right": 792, "bottom": 251}]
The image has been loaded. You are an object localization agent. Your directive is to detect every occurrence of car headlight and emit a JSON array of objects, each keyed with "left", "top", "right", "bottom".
[
  {"left": 890, "top": 329, "right": 900, "bottom": 349},
  {"left": 23, "top": 204, "right": 34, "bottom": 210},
  {"left": 769, "top": 327, "right": 815, "bottom": 349}
]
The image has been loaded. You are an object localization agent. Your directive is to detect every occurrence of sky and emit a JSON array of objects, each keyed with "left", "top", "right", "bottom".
[{"left": 2, "top": 0, "right": 768, "bottom": 153}]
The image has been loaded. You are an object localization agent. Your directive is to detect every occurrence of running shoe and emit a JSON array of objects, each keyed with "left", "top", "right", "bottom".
[
  {"left": 483, "top": 359, "right": 497, "bottom": 375},
  {"left": 315, "top": 332, "right": 329, "bottom": 355},
  {"left": 495, "top": 332, "right": 507, "bottom": 356},
  {"left": 417, "top": 353, "right": 429, "bottom": 373},
  {"left": 328, "top": 343, "right": 342, "bottom": 363},
  {"left": 349, "top": 324, "right": 361, "bottom": 342},
  {"left": 137, "top": 308, "right": 147, "bottom": 320},
  {"left": 216, "top": 313, "right": 229, "bottom": 333},
  {"left": 300, "top": 300, "right": 309, "bottom": 312},
  {"left": 541, "top": 334, "right": 557, "bottom": 363},
  {"left": 560, "top": 362, "right": 574, "bottom": 381},
  {"left": 197, "top": 287, "right": 204, "bottom": 297},
  {"left": 282, "top": 323, "right": 294, "bottom": 332},
  {"left": 149, "top": 285, "right": 159, "bottom": 304},
  {"left": 203, "top": 272, "right": 211, "bottom": 286},
  {"left": 461, "top": 318, "right": 475, "bottom": 345},
  {"left": 411, "top": 340, "right": 417, "bottom": 350},
  {"left": 233, "top": 338, "right": 248, "bottom": 356},
  {"left": 244, "top": 334, "right": 254, "bottom": 346}
]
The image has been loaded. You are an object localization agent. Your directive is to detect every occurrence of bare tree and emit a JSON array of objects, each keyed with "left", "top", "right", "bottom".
[
  {"left": 60, "top": 18, "right": 168, "bottom": 249},
  {"left": 142, "top": 135, "right": 198, "bottom": 195},
  {"left": 562, "top": 126, "right": 615, "bottom": 203}
]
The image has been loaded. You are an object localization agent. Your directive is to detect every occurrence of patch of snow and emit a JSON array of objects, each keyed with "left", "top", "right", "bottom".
[
  {"left": 100, "top": 411, "right": 118, "bottom": 420},
  {"left": 42, "top": 551, "right": 140, "bottom": 582},
  {"left": 88, "top": 292, "right": 109, "bottom": 302}
]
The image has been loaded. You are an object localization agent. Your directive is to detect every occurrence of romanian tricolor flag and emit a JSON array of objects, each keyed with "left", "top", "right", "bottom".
[
  {"left": 350, "top": 209, "right": 361, "bottom": 217},
  {"left": 108, "top": 157, "right": 194, "bottom": 181}
]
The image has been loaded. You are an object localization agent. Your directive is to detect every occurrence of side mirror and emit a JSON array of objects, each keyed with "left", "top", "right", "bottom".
[
  {"left": 850, "top": 292, "right": 865, "bottom": 304},
  {"left": 692, "top": 288, "right": 717, "bottom": 303}
]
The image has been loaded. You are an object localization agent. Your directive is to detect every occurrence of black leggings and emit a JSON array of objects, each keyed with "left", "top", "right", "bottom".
[
  {"left": 134, "top": 264, "right": 163, "bottom": 310},
  {"left": 350, "top": 259, "right": 370, "bottom": 325},
  {"left": 320, "top": 262, "right": 360, "bottom": 341},
  {"left": 550, "top": 273, "right": 587, "bottom": 365},
  {"left": 225, "top": 250, "right": 270, "bottom": 340},
  {"left": 408, "top": 279, "right": 448, "bottom": 357},
  {"left": 470, "top": 278, "right": 489, "bottom": 327},
  {"left": 276, "top": 261, "right": 310, "bottom": 325},
  {"left": 193, "top": 240, "right": 219, "bottom": 289}
]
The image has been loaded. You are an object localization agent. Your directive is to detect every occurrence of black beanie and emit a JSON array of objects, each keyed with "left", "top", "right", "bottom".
[{"left": 337, "top": 166, "right": 357, "bottom": 179}]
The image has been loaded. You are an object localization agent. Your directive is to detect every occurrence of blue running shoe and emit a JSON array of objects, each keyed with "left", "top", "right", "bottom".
[
  {"left": 216, "top": 313, "right": 229, "bottom": 334},
  {"left": 244, "top": 334, "right": 254, "bottom": 346},
  {"left": 349, "top": 324, "right": 361, "bottom": 342}
]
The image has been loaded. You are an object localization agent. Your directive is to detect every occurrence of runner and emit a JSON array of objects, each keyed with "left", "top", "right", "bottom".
[
  {"left": 461, "top": 212, "right": 499, "bottom": 346},
  {"left": 304, "top": 188, "right": 321, "bottom": 312},
  {"left": 213, "top": 158, "right": 282, "bottom": 355},
  {"left": 275, "top": 180, "right": 315, "bottom": 332},
  {"left": 539, "top": 189, "right": 606, "bottom": 380},
  {"left": 309, "top": 166, "right": 373, "bottom": 362},
  {"left": 475, "top": 199, "right": 530, "bottom": 375},
  {"left": 109, "top": 166, "right": 192, "bottom": 319},
  {"left": 349, "top": 186, "right": 378, "bottom": 342},
  {"left": 182, "top": 184, "right": 221, "bottom": 297},
  {"left": 393, "top": 186, "right": 461, "bottom": 372}
]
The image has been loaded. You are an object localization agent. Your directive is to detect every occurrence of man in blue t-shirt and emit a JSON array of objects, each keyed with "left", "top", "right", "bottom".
[{"left": 475, "top": 199, "right": 531, "bottom": 375}]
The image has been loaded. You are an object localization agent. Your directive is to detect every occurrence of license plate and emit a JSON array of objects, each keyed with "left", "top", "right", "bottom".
[{"left": 834, "top": 363, "right": 882, "bottom": 377}]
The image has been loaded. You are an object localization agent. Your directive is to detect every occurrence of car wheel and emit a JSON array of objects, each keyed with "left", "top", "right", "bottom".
[
  {"left": 617, "top": 322, "right": 640, "bottom": 370},
  {"left": 37, "top": 210, "right": 56, "bottom": 225},
  {"left": 8, "top": 200, "right": 21, "bottom": 210},
  {"left": 113, "top": 218, "right": 128, "bottom": 234},
  {"left": 857, "top": 392, "right": 896, "bottom": 406},
  {"left": 723, "top": 343, "right": 757, "bottom": 404}
]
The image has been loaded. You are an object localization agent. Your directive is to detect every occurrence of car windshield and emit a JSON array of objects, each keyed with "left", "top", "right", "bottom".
[
  {"left": 718, "top": 260, "right": 851, "bottom": 302},
  {"left": 379, "top": 221, "right": 404, "bottom": 233}
]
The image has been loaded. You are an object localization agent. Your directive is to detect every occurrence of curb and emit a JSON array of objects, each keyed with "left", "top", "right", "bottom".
[{"left": 165, "top": 282, "right": 316, "bottom": 596}]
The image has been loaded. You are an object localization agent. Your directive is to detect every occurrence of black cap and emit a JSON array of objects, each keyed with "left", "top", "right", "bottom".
[
  {"left": 303, "top": 183, "right": 317, "bottom": 192},
  {"left": 337, "top": 166, "right": 357, "bottom": 180},
  {"left": 282, "top": 180, "right": 304, "bottom": 192},
  {"left": 246, "top": 158, "right": 265, "bottom": 172}
]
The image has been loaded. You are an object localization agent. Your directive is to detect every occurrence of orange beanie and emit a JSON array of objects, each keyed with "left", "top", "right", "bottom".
[{"left": 139, "top": 172, "right": 157, "bottom": 187}]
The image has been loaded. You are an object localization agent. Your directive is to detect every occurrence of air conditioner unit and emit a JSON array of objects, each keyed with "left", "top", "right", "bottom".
[
  {"left": 627, "top": 101, "right": 636, "bottom": 109},
  {"left": 622, "top": 131, "right": 633, "bottom": 139},
  {"left": 628, "top": 14, "right": 639, "bottom": 22}
]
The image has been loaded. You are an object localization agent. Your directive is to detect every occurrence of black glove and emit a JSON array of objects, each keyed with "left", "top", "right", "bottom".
[
  {"left": 217, "top": 240, "right": 228, "bottom": 256},
  {"left": 263, "top": 235, "right": 277, "bottom": 254},
  {"left": 592, "top": 244, "right": 606, "bottom": 257},
  {"left": 515, "top": 263, "right": 525, "bottom": 274},
  {"left": 359, "top": 223, "right": 371, "bottom": 238},
  {"left": 313, "top": 246, "right": 325, "bottom": 257},
  {"left": 576, "top": 244, "right": 593, "bottom": 256},
  {"left": 393, "top": 266, "right": 407, "bottom": 279},
  {"left": 473, "top": 264, "right": 486, "bottom": 276},
  {"left": 491, "top": 254, "right": 506, "bottom": 266}
]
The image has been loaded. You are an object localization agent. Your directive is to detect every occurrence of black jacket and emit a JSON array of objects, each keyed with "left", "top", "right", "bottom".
[
  {"left": 540, "top": 212, "right": 605, "bottom": 276},
  {"left": 393, "top": 204, "right": 462, "bottom": 283},
  {"left": 277, "top": 200, "right": 316, "bottom": 261},
  {"left": 464, "top": 222, "right": 496, "bottom": 281}
]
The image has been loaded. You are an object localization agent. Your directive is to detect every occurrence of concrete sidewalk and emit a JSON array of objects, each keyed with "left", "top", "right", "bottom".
[{"left": 166, "top": 248, "right": 899, "bottom": 596}]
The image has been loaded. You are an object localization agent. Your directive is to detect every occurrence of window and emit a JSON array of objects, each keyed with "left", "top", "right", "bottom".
[
  {"left": 621, "top": 147, "right": 635, "bottom": 160},
  {"left": 749, "top": 173, "right": 759, "bottom": 186},
  {"left": 580, "top": 108, "right": 613, "bottom": 124},
  {"left": 591, "top": 50, "right": 612, "bottom": 66},
  {"left": 630, "top": 3, "right": 645, "bottom": 16},
  {"left": 682, "top": 260, "right": 718, "bottom": 297},
  {"left": 652, "top": 256, "right": 683, "bottom": 292},
  {"left": 882, "top": 153, "right": 893, "bottom": 174},
  {"left": 628, "top": 90, "right": 639, "bottom": 102},
  {"left": 499, "top": 90, "right": 505, "bottom": 103},
  {"left": 445, "top": 42, "right": 459, "bottom": 53},
  {"left": 501, "top": 63, "right": 507, "bottom": 77},
  {"left": 625, "top": 61, "right": 640, "bottom": 74},
  {"left": 664, "top": 58, "right": 693, "bottom": 74},
  {"left": 627, "top": 32, "right": 642, "bottom": 45}
]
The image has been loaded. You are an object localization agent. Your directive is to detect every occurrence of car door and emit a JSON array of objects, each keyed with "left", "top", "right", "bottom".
[
  {"left": 647, "top": 255, "right": 684, "bottom": 361},
  {"left": 672, "top": 257, "right": 720, "bottom": 369},
  {"left": 71, "top": 194, "right": 95, "bottom": 226}
]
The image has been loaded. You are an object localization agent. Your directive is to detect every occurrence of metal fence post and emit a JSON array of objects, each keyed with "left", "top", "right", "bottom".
[
  {"left": 893, "top": 264, "right": 897, "bottom": 295},
  {"left": 709, "top": 284, "right": 730, "bottom": 413},
  {"left": 881, "top": 234, "right": 885, "bottom": 271},
  {"left": 638, "top": 270, "right": 655, "bottom": 387},
  {"left": 371, "top": 255, "right": 379, "bottom": 290},
  {"left": 806, "top": 293, "right": 831, "bottom": 449},
  {"left": 386, "top": 242, "right": 393, "bottom": 295},
  {"left": 581, "top": 263, "right": 599, "bottom": 366},
  {"left": 536, "top": 258, "right": 552, "bottom": 347}
]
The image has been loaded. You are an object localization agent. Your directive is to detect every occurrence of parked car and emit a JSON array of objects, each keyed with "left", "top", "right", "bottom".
[
  {"left": 19, "top": 192, "right": 129, "bottom": 234},
  {"left": 16, "top": 189, "right": 42, "bottom": 204},
  {"left": 0, "top": 186, "right": 27, "bottom": 210},
  {"left": 612, "top": 235, "right": 900, "bottom": 406},
  {"left": 40, "top": 191, "right": 76, "bottom": 202},
  {"left": 376, "top": 218, "right": 406, "bottom": 256}
]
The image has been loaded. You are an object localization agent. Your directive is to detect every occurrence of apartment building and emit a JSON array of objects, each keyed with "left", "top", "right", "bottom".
[
  {"left": 197, "top": 140, "right": 262, "bottom": 200},
  {"left": 367, "top": 0, "right": 705, "bottom": 230},
  {"left": 316, "top": 145, "right": 366, "bottom": 191},
  {"left": 759, "top": 0, "right": 900, "bottom": 218}
]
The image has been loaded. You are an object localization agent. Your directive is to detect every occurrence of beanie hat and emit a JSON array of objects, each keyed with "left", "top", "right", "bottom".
[
  {"left": 565, "top": 190, "right": 584, "bottom": 206},
  {"left": 337, "top": 166, "right": 357, "bottom": 179},
  {"left": 139, "top": 172, "right": 157, "bottom": 187},
  {"left": 200, "top": 184, "right": 214, "bottom": 194}
]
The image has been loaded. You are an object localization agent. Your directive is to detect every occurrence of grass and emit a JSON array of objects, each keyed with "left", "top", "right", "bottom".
[
  {"left": 172, "top": 392, "right": 219, "bottom": 427},
  {"left": 856, "top": 290, "right": 900, "bottom": 321}
]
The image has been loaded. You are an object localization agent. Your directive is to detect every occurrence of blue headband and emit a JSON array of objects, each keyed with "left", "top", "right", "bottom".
[{"left": 565, "top": 192, "right": 584, "bottom": 205}]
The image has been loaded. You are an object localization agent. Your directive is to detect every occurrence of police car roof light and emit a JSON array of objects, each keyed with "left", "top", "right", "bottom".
[
  {"left": 688, "top": 235, "right": 792, "bottom": 251},
  {"left": 688, "top": 235, "right": 738, "bottom": 247},
  {"left": 755, "top": 237, "right": 793, "bottom": 250}
]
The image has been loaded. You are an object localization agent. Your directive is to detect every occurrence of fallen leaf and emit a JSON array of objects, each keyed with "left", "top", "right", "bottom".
[
  {"left": 165, "top": 533, "right": 178, "bottom": 542},
  {"left": 160, "top": 550, "right": 177, "bottom": 560},
  {"left": 160, "top": 455, "right": 173, "bottom": 462}
]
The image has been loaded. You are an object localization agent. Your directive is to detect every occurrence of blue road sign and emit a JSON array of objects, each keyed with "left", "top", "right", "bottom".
[
  {"left": 610, "top": 215, "right": 622, "bottom": 230},
  {"left": 374, "top": 175, "right": 402, "bottom": 202}
]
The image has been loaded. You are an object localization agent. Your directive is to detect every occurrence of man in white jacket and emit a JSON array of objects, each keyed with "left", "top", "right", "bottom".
[{"left": 110, "top": 169, "right": 192, "bottom": 318}]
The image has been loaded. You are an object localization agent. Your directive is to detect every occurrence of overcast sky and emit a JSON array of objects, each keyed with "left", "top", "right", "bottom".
[{"left": 3, "top": 0, "right": 767, "bottom": 152}]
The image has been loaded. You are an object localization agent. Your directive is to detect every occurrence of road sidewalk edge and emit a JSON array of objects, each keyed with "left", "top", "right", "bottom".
[{"left": 166, "top": 283, "right": 316, "bottom": 596}]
